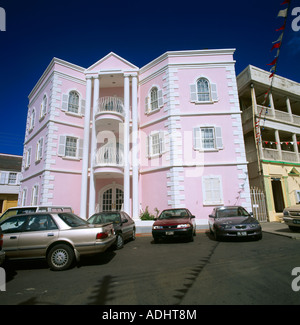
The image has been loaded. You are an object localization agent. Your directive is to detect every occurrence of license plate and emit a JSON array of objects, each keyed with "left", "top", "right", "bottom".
[
  {"left": 237, "top": 231, "right": 247, "bottom": 236},
  {"left": 166, "top": 231, "right": 174, "bottom": 235},
  {"left": 293, "top": 219, "right": 300, "bottom": 224}
]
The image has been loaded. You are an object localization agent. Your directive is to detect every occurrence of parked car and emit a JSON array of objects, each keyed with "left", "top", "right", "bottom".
[
  {"left": 0, "top": 205, "right": 72, "bottom": 223},
  {"left": 208, "top": 206, "right": 262, "bottom": 241},
  {"left": 0, "top": 226, "right": 5, "bottom": 266},
  {"left": 152, "top": 208, "right": 196, "bottom": 242},
  {"left": 283, "top": 205, "right": 300, "bottom": 231},
  {"left": 0, "top": 212, "right": 116, "bottom": 271},
  {"left": 88, "top": 211, "right": 135, "bottom": 249}
]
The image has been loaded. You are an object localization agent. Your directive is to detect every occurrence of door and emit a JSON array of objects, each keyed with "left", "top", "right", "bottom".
[
  {"left": 18, "top": 214, "right": 59, "bottom": 258},
  {"left": 1, "top": 215, "right": 28, "bottom": 258},
  {"left": 271, "top": 178, "right": 285, "bottom": 213},
  {"left": 100, "top": 185, "right": 124, "bottom": 212}
]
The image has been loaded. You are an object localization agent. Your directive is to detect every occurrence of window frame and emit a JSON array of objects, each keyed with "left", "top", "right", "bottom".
[{"left": 193, "top": 126, "right": 223, "bottom": 151}]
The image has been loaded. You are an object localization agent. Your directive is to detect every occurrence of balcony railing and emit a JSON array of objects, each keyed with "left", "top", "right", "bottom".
[
  {"left": 262, "top": 148, "right": 300, "bottom": 163},
  {"left": 95, "top": 144, "right": 124, "bottom": 167},
  {"left": 96, "top": 97, "right": 124, "bottom": 117},
  {"left": 243, "top": 105, "right": 300, "bottom": 126}
]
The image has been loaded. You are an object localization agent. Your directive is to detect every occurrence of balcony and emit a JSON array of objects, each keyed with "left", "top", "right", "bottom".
[
  {"left": 242, "top": 105, "right": 300, "bottom": 127},
  {"left": 95, "top": 97, "right": 124, "bottom": 120},
  {"left": 93, "top": 143, "right": 124, "bottom": 177}
]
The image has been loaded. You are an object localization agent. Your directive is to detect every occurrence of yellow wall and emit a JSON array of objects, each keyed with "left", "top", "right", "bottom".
[
  {"left": 262, "top": 162, "right": 300, "bottom": 221},
  {"left": 0, "top": 194, "right": 18, "bottom": 214}
]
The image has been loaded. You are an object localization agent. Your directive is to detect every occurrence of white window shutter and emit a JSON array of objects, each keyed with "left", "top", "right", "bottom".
[
  {"left": 62, "top": 94, "right": 68, "bottom": 111},
  {"left": 193, "top": 127, "right": 201, "bottom": 150},
  {"left": 158, "top": 90, "right": 163, "bottom": 107},
  {"left": 78, "top": 138, "right": 84, "bottom": 159},
  {"left": 211, "top": 83, "right": 218, "bottom": 102},
  {"left": 58, "top": 135, "right": 66, "bottom": 156},
  {"left": 215, "top": 127, "right": 223, "bottom": 149},
  {"left": 190, "top": 84, "right": 197, "bottom": 102},
  {"left": 145, "top": 96, "right": 149, "bottom": 114},
  {"left": 146, "top": 135, "right": 150, "bottom": 157},
  {"left": 81, "top": 99, "right": 86, "bottom": 116},
  {"left": 159, "top": 131, "right": 165, "bottom": 154}
]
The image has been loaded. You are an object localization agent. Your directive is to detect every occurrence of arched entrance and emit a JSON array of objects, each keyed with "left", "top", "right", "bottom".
[{"left": 99, "top": 184, "right": 124, "bottom": 211}]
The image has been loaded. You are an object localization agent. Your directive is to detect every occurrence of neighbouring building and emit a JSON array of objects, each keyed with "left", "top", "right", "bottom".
[
  {"left": 19, "top": 49, "right": 251, "bottom": 226},
  {"left": 0, "top": 153, "right": 22, "bottom": 214},
  {"left": 238, "top": 65, "right": 300, "bottom": 222}
]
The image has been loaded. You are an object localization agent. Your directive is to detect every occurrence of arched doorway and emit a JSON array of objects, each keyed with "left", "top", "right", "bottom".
[{"left": 99, "top": 184, "right": 124, "bottom": 211}]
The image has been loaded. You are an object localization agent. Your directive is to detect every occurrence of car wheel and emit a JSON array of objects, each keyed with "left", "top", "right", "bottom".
[
  {"left": 115, "top": 234, "right": 124, "bottom": 250},
  {"left": 47, "top": 244, "right": 75, "bottom": 271}
]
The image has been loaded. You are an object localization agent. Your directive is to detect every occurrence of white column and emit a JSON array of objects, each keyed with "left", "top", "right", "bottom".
[
  {"left": 80, "top": 76, "right": 92, "bottom": 219},
  {"left": 123, "top": 75, "right": 130, "bottom": 215},
  {"left": 131, "top": 74, "right": 139, "bottom": 220},
  {"left": 275, "top": 129, "right": 282, "bottom": 161},
  {"left": 89, "top": 76, "right": 99, "bottom": 217}
]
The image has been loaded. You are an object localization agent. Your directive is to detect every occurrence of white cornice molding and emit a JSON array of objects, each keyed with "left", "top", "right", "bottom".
[
  {"left": 140, "top": 49, "right": 236, "bottom": 75},
  {"left": 28, "top": 58, "right": 85, "bottom": 101}
]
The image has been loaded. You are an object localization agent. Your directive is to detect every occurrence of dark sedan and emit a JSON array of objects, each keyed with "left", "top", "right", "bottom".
[
  {"left": 152, "top": 208, "right": 196, "bottom": 242},
  {"left": 208, "top": 206, "right": 262, "bottom": 241},
  {"left": 88, "top": 211, "right": 136, "bottom": 249}
]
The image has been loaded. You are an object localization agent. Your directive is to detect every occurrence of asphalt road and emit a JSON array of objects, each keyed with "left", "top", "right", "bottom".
[{"left": 1, "top": 231, "right": 300, "bottom": 305}]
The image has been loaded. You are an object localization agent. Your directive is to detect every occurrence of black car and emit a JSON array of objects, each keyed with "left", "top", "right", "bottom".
[
  {"left": 88, "top": 211, "right": 136, "bottom": 249},
  {"left": 208, "top": 206, "right": 262, "bottom": 241}
]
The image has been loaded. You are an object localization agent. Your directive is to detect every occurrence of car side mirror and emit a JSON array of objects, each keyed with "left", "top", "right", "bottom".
[
  {"left": 209, "top": 214, "right": 215, "bottom": 218},
  {"left": 191, "top": 215, "right": 195, "bottom": 219}
]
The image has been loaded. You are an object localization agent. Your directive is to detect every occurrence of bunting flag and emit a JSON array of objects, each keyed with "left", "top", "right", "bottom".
[{"left": 256, "top": 0, "right": 291, "bottom": 144}]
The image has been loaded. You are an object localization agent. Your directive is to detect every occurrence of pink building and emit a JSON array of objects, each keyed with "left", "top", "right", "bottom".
[{"left": 19, "top": 50, "right": 251, "bottom": 227}]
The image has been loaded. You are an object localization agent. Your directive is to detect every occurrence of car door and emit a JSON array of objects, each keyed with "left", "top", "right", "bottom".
[
  {"left": 1, "top": 215, "right": 29, "bottom": 258},
  {"left": 17, "top": 214, "right": 59, "bottom": 258}
]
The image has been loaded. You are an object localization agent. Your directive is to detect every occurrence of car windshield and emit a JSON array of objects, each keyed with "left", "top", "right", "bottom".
[
  {"left": 88, "top": 212, "right": 121, "bottom": 224},
  {"left": 216, "top": 207, "right": 249, "bottom": 218},
  {"left": 159, "top": 209, "right": 189, "bottom": 219},
  {"left": 58, "top": 213, "right": 88, "bottom": 227}
]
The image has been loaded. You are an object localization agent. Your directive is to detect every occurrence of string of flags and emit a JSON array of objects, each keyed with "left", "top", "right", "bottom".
[
  {"left": 263, "top": 141, "right": 300, "bottom": 146},
  {"left": 255, "top": 0, "right": 292, "bottom": 144}
]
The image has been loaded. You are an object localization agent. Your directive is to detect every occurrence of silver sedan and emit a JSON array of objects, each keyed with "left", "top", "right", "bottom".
[{"left": 0, "top": 212, "right": 116, "bottom": 270}]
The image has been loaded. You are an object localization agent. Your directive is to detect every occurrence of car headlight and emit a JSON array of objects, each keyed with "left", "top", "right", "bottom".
[
  {"left": 153, "top": 225, "right": 163, "bottom": 230},
  {"left": 224, "top": 225, "right": 232, "bottom": 229},
  {"left": 283, "top": 210, "right": 289, "bottom": 216},
  {"left": 177, "top": 224, "right": 191, "bottom": 229}
]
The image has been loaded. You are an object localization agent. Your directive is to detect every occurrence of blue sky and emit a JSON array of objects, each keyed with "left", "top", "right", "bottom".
[{"left": 0, "top": 0, "right": 299, "bottom": 156}]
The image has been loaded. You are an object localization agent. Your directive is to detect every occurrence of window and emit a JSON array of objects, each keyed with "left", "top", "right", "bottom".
[
  {"left": 25, "top": 148, "right": 31, "bottom": 168},
  {"left": 21, "top": 189, "right": 27, "bottom": 206},
  {"left": 29, "top": 109, "right": 35, "bottom": 131},
  {"left": 145, "top": 87, "right": 163, "bottom": 114},
  {"left": 58, "top": 135, "right": 83, "bottom": 159},
  {"left": 150, "top": 87, "right": 158, "bottom": 111},
  {"left": 197, "top": 78, "right": 210, "bottom": 102},
  {"left": 65, "top": 136, "right": 77, "bottom": 157},
  {"left": 190, "top": 78, "right": 218, "bottom": 103},
  {"left": 147, "top": 131, "right": 165, "bottom": 157},
  {"left": 193, "top": 126, "right": 223, "bottom": 151},
  {"left": 40, "top": 95, "right": 47, "bottom": 119},
  {"left": 31, "top": 185, "right": 39, "bottom": 206},
  {"left": 36, "top": 138, "right": 43, "bottom": 161},
  {"left": 62, "top": 91, "right": 85, "bottom": 115},
  {"left": 68, "top": 91, "right": 79, "bottom": 114},
  {"left": 202, "top": 176, "right": 223, "bottom": 205},
  {"left": 8, "top": 172, "right": 17, "bottom": 184},
  {"left": 1, "top": 215, "right": 28, "bottom": 234},
  {"left": 25, "top": 214, "right": 58, "bottom": 231}
]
